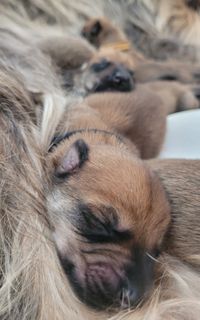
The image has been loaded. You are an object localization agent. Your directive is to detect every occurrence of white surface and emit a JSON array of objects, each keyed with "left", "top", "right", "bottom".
[{"left": 159, "top": 110, "right": 200, "bottom": 159}]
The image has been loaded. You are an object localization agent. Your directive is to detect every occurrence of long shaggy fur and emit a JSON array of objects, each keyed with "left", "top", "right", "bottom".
[{"left": 0, "top": 1, "right": 199, "bottom": 320}]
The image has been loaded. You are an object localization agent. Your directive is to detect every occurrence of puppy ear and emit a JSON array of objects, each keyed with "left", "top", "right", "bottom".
[
  {"left": 91, "top": 20, "right": 102, "bottom": 37},
  {"left": 55, "top": 139, "right": 89, "bottom": 177}
]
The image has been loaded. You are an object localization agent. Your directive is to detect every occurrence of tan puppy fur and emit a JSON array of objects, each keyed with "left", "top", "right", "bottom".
[{"left": 85, "top": 82, "right": 199, "bottom": 159}]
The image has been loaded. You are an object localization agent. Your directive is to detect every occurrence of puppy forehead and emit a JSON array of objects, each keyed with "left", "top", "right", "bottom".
[{"left": 68, "top": 147, "right": 152, "bottom": 213}]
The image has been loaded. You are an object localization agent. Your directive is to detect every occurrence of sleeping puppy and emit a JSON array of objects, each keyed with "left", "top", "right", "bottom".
[
  {"left": 46, "top": 94, "right": 200, "bottom": 316},
  {"left": 81, "top": 17, "right": 200, "bottom": 84},
  {"left": 46, "top": 91, "right": 171, "bottom": 311}
]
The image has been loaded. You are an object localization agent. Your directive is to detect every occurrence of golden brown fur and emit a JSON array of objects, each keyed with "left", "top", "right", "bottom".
[{"left": 84, "top": 85, "right": 198, "bottom": 159}]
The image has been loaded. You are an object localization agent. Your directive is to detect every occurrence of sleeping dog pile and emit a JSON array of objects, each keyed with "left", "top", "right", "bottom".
[{"left": 0, "top": 7, "right": 199, "bottom": 320}]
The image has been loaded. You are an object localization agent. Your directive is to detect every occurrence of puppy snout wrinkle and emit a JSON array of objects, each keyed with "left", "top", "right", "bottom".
[{"left": 83, "top": 250, "right": 155, "bottom": 310}]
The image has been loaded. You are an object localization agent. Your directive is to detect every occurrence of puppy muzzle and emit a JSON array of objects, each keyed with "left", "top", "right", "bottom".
[{"left": 61, "top": 251, "right": 155, "bottom": 311}]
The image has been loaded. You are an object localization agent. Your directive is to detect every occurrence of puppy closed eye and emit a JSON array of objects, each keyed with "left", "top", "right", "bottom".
[
  {"left": 75, "top": 204, "right": 132, "bottom": 244},
  {"left": 91, "top": 59, "right": 111, "bottom": 72}
]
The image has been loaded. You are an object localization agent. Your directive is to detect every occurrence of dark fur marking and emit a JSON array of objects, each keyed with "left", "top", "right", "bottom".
[
  {"left": 91, "top": 59, "right": 111, "bottom": 72},
  {"left": 48, "top": 128, "right": 125, "bottom": 152},
  {"left": 75, "top": 203, "right": 132, "bottom": 244}
]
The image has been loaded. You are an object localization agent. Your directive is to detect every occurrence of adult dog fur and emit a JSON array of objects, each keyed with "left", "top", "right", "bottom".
[{"left": 1, "top": 0, "right": 200, "bottom": 62}]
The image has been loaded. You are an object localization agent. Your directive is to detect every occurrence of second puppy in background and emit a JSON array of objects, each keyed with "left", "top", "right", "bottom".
[{"left": 81, "top": 17, "right": 200, "bottom": 84}]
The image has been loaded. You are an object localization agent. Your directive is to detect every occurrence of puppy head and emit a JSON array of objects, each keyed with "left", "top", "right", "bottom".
[
  {"left": 81, "top": 17, "right": 127, "bottom": 48},
  {"left": 78, "top": 49, "right": 135, "bottom": 94},
  {"left": 47, "top": 132, "right": 170, "bottom": 311}
]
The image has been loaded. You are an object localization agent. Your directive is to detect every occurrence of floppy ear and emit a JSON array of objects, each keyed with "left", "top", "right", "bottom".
[
  {"left": 91, "top": 20, "right": 102, "bottom": 37},
  {"left": 55, "top": 139, "right": 89, "bottom": 177}
]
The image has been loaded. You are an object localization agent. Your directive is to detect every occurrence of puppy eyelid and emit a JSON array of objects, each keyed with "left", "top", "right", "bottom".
[
  {"left": 91, "top": 59, "right": 111, "bottom": 72},
  {"left": 75, "top": 204, "right": 132, "bottom": 244}
]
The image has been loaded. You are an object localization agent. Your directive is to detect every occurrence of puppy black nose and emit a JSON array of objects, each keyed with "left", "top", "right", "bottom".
[
  {"left": 110, "top": 67, "right": 134, "bottom": 91},
  {"left": 120, "top": 251, "right": 155, "bottom": 308}
]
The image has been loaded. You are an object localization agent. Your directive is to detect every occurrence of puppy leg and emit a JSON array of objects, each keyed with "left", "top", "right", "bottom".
[
  {"left": 134, "top": 60, "right": 200, "bottom": 84},
  {"left": 140, "top": 81, "right": 199, "bottom": 114}
]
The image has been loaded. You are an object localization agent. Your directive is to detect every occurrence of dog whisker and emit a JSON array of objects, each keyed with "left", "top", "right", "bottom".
[{"left": 146, "top": 252, "right": 160, "bottom": 263}]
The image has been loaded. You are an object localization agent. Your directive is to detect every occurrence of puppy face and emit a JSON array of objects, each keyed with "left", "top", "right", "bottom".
[
  {"left": 47, "top": 133, "right": 170, "bottom": 311},
  {"left": 78, "top": 49, "right": 135, "bottom": 94}
]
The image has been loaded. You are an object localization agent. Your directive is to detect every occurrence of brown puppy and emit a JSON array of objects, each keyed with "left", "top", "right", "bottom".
[
  {"left": 46, "top": 97, "right": 200, "bottom": 317},
  {"left": 46, "top": 90, "right": 171, "bottom": 310},
  {"left": 82, "top": 17, "right": 200, "bottom": 84}
]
